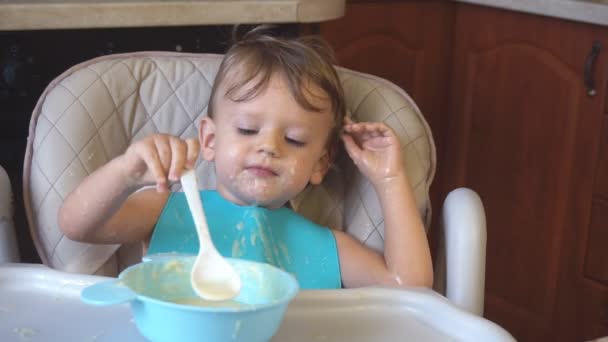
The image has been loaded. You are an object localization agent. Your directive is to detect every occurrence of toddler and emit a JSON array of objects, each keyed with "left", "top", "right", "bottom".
[{"left": 59, "top": 29, "right": 433, "bottom": 289}]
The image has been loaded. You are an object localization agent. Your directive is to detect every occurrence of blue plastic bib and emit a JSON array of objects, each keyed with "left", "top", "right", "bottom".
[{"left": 147, "top": 190, "right": 341, "bottom": 289}]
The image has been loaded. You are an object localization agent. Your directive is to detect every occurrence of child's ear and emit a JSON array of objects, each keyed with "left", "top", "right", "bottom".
[
  {"left": 310, "top": 150, "right": 330, "bottom": 185},
  {"left": 198, "top": 116, "right": 216, "bottom": 161}
]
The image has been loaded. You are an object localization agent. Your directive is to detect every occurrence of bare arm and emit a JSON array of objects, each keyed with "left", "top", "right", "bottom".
[
  {"left": 58, "top": 134, "right": 199, "bottom": 244},
  {"left": 58, "top": 155, "right": 167, "bottom": 244},
  {"left": 337, "top": 119, "right": 433, "bottom": 288}
]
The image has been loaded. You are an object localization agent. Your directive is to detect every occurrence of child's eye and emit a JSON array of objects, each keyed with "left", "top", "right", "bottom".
[
  {"left": 285, "top": 137, "right": 306, "bottom": 147},
  {"left": 237, "top": 128, "right": 258, "bottom": 135}
]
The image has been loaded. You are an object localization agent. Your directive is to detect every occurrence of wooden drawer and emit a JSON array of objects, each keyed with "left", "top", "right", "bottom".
[
  {"left": 584, "top": 199, "right": 608, "bottom": 286},
  {"left": 595, "top": 116, "right": 608, "bottom": 197}
]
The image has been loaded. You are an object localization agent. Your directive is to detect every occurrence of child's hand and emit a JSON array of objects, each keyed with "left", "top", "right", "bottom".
[
  {"left": 341, "top": 118, "right": 405, "bottom": 187},
  {"left": 121, "top": 134, "right": 200, "bottom": 192}
]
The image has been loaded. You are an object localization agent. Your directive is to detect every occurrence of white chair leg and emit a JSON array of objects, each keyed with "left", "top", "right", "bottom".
[{"left": 0, "top": 165, "right": 19, "bottom": 263}]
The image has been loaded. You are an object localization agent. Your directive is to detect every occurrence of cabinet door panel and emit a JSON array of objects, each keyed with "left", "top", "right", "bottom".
[
  {"left": 446, "top": 5, "right": 606, "bottom": 341},
  {"left": 464, "top": 42, "right": 580, "bottom": 313}
]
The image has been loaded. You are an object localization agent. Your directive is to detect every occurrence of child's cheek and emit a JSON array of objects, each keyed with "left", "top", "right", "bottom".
[
  {"left": 223, "top": 147, "right": 241, "bottom": 180},
  {"left": 282, "top": 159, "right": 305, "bottom": 189},
  {"left": 287, "top": 161, "right": 298, "bottom": 177}
]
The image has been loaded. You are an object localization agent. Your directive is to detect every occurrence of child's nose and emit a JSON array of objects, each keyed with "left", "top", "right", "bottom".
[{"left": 257, "top": 132, "right": 281, "bottom": 157}]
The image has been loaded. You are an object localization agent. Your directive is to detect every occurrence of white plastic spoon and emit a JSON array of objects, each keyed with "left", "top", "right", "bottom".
[{"left": 180, "top": 169, "right": 241, "bottom": 301}]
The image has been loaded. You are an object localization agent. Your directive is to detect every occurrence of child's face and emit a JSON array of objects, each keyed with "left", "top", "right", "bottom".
[{"left": 200, "top": 74, "right": 334, "bottom": 208}]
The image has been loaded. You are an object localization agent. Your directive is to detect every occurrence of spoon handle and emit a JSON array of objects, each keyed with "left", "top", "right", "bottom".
[{"left": 180, "top": 170, "right": 212, "bottom": 244}]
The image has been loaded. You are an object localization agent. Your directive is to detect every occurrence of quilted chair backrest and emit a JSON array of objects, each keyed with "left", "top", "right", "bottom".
[{"left": 24, "top": 52, "right": 436, "bottom": 276}]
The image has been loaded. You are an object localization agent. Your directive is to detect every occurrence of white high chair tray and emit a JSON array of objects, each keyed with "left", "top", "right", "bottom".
[{"left": 0, "top": 263, "right": 515, "bottom": 342}]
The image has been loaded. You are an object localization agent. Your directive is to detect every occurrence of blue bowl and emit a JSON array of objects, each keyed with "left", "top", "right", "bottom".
[{"left": 81, "top": 256, "right": 299, "bottom": 342}]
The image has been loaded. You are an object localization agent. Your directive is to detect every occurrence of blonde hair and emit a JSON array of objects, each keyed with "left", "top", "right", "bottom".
[{"left": 208, "top": 27, "right": 346, "bottom": 161}]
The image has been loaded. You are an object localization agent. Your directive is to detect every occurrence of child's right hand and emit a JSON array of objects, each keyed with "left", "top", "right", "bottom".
[{"left": 121, "top": 134, "right": 200, "bottom": 192}]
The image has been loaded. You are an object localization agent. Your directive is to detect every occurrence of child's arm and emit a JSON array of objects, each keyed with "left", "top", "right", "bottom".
[
  {"left": 336, "top": 119, "right": 433, "bottom": 288},
  {"left": 58, "top": 134, "right": 199, "bottom": 244}
]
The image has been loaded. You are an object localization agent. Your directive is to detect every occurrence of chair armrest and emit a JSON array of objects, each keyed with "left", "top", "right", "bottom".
[
  {"left": 441, "top": 187, "right": 486, "bottom": 316},
  {"left": 0, "top": 165, "right": 19, "bottom": 263}
]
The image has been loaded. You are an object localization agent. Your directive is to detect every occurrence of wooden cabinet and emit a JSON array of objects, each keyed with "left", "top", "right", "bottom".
[
  {"left": 321, "top": 1, "right": 608, "bottom": 341},
  {"left": 444, "top": 4, "right": 608, "bottom": 342}
]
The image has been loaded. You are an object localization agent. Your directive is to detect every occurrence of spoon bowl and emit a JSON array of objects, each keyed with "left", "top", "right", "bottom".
[
  {"left": 190, "top": 249, "right": 242, "bottom": 300},
  {"left": 180, "top": 169, "right": 241, "bottom": 300}
]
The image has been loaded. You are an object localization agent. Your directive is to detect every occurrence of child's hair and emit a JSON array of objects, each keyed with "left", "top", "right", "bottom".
[{"left": 207, "top": 26, "right": 346, "bottom": 162}]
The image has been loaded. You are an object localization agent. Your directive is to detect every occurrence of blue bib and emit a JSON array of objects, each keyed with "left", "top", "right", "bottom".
[{"left": 147, "top": 190, "right": 341, "bottom": 289}]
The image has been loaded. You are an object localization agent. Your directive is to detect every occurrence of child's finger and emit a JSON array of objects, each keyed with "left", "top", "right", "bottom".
[
  {"left": 168, "top": 138, "right": 187, "bottom": 181},
  {"left": 343, "top": 126, "right": 363, "bottom": 144},
  {"left": 343, "top": 121, "right": 358, "bottom": 132},
  {"left": 345, "top": 122, "right": 376, "bottom": 134},
  {"left": 341, "top": 133, "right": 362, "bottom": 161},
  {"left": 344, "top": 122, "right": 395, "bottom": 144},
  {"left": 361, "top": 122, "right": 383, "bottom": 132},
  {"left": 154, "top": 137, "right": 172, "bottom": 170},
  {"left": 370, "top": 129, "right": 382, "bottom": 138},
  {"left": 185, "top": 139, "right": 200, "bottom": 169},
  {"left": 140, "top": 147, "right": 168, "bottom": 192},
  {"left": 359, "top": 122, "right": 393, "bottom": 138}
]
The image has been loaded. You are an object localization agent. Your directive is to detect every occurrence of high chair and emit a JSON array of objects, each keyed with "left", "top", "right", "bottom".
[{"left": 23, "top": 52, "right": 487, "bottom": 316}]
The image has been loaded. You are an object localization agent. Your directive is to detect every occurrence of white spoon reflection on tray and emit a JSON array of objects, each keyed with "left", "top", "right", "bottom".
[{"left": 180, "top": 169, "right": 241, "bottom": 301}]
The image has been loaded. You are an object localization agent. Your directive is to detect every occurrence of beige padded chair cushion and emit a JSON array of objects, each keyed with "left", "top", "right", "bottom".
[{"left": 24, "top": 52, "right": 436, "bottom": 275}]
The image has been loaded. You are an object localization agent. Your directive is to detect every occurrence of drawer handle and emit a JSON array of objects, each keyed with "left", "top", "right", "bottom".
[{"left": 584, "top": 40, "right": 601, "bottom": 97}]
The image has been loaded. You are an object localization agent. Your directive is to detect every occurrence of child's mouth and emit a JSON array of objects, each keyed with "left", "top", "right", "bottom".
[{"left": 245, "top": 166, "right": 278, "bottom": 177}]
